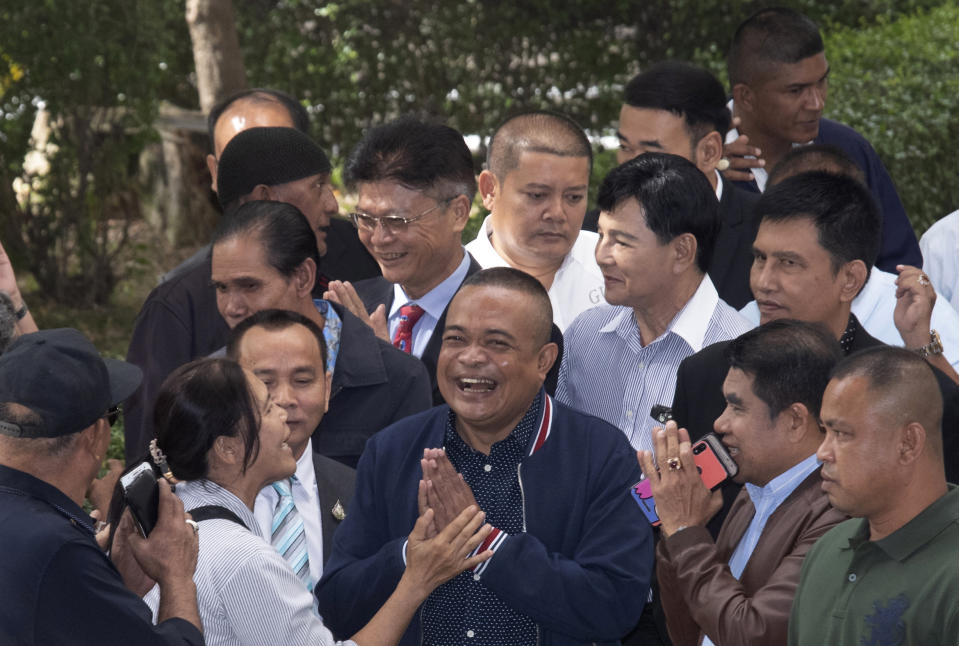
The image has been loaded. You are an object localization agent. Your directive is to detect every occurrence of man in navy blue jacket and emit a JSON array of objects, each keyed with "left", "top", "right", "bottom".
[
  {"left": 317, "top": 268, "right": 652, "bottom": 645},
  {"left": 722, "top": 7, "right": 921, "bottom": 273}
]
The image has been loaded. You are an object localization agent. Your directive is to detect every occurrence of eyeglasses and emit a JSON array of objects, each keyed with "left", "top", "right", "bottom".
[
  {"left": 349, "top": 196, "right": 456, "bottom": 234},
  {"left": 105, "top": 405, "right": 121, "bottom": 427}
]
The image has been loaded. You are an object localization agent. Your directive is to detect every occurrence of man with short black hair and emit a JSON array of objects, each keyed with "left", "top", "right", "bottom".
[
  {"left": 0, "top": 328, "right": 202, "bottom": 645},
  {"left": 723, "top": 7, "right": 921, "bottom": 272},
  {"left": 212, "top": 200, "right": 431, "bottom": 467},
  {"left": 227, "top": 309, "right": 356, "bottom": 588},
  {"left": 644, "top": 320, "right": 846, "bottom": 646},
  {"left": 672, "top": 171, "right": 959, "bottom": 482},
  {"left": 318, "top": 267, "right": 652, "bottom": 645},
  {"left": 467, "top": 111, "right": 605, "bottom": 328},
  {"left": 558, "top": 153, "right": 751, "bottom": 455},
  {"left": 791, "top": 346, "right": 959, "bottom": 644},
  {"left": 326, "top": 117, "right": 482, "bottom": 403},
  {"left": 753, "top": 144, "right": 959, "bottom": 372},
  {"left": 593, "top": 61, "right": 759, "bottom": 308},
  {"left": 124, "top": 92, "right": 378, "bottom": 463}
]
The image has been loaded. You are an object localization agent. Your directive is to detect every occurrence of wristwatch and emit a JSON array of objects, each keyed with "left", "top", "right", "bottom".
[{"left": 914, "top": 330, "right": 944, "bottom": 358}]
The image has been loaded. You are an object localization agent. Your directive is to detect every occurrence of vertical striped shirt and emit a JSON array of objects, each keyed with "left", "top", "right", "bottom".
[
  {"left": 144, "top": 480, "right": 355, "bottom": 646},
  {"left": 557, "top": 276, "right": 752, "bottom": 454}
]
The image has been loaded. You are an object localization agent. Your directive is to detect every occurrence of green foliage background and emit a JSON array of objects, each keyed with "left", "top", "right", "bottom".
[{"left": 1, "top": 0, "right": 957, "bottom": 303}]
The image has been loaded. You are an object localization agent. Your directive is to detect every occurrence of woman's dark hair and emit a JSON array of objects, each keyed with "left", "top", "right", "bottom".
[
  {"left": 213, "top": 200, "right": 320, "bottom": 277},
  {"left": 153, "top": 357, "right": 262, "bottom": 481}
]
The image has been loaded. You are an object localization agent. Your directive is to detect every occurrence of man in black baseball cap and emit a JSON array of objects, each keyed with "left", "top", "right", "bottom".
[{"left": 0, "top": 328, "right": 203, "bottom": 645}]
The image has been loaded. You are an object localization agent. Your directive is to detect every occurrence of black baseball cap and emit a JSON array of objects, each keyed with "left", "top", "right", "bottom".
[{"left": 0, "top": 328, "right": 142, "bottom": 438}]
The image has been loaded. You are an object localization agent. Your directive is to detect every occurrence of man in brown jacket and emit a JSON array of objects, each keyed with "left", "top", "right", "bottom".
[{"left": 637, "top": 319, "right": 847, "bottom": 646}]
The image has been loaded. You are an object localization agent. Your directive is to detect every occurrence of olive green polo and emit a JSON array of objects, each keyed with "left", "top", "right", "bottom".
[{"left": 789, "top": 485, "right": 959, "bottom": 645}]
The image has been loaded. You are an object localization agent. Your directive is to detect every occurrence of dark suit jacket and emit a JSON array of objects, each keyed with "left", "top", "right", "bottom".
[
  {"left": 710, "top": 177, "right": 759, "bottom": 310},
  {"left": 315, "top": 302, "right": 433, "bottom": 468},
  {"left": 312, "top": 452, "right": 356, "bottom": 562},
  {"left": 583, "top": 176, "right": 759, "bottom": 310},
  {"left": 656, "top": 469, "right": 847, "bottom": 646},
  {"left": 671, "top": 321, "right": 959, "bottom": 531},
  {"left": 353, "top": 254, "right": 564, "bottom": 404},
  {"left": 124, "top": 222, "right": 381, "bottom": 465}
]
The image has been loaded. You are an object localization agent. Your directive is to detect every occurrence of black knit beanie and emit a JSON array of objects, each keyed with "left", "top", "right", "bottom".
[{"left": 217, "top": 127, "right": 332, "bottom": 207}]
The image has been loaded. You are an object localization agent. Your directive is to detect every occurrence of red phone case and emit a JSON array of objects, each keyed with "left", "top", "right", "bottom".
[{"left": 631, "top": 433, "right": 737, "bottom": 526}]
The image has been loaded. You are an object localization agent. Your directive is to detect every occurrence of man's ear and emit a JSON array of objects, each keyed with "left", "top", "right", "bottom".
[
  {"left": 838, "top": 259, "right": 869, "bottom": 303},
  {"left": 478, "top": 170, "right": 498, "bottom": 211},
  {"left": 79, "top": 418, "right": 111, "bottom": 461},
  {"left": 206, "top": 154, "right": 219, "bottom": 193},
  {"left": 897, "top": 422, "right": 927, "bottom": 466},
  {"left": 536, "top": 342, "right": 559, "bottom": 379},
  {"left": 292, "top": 258, "right": 317, "bottom": 296},
  {"left": 250, "top": 184, "right": 274, "bottom": 201},
  {"left": 695, "top": 131, "right": 724, "bottom": 175},
  {"left": 781, "top": 402, "right": 813, "bottom": 443},
  {"left": 733, "top": 83, "right": 753, "bottom": 115},
  {"left": 449, "top": 193, "right": 472, "bottom": 235},
  {"left": 670, "top": 233, "right": 699, "bottom": 274}
]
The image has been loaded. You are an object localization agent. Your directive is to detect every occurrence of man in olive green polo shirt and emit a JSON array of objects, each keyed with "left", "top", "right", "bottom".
[{"left": 789, "top": 346, "right": 959, "bottom": 644}]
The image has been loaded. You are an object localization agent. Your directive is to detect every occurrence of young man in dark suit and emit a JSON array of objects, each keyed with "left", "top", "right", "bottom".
[{"left": 586, "top": 61, "right": 760, "bottom": 309}]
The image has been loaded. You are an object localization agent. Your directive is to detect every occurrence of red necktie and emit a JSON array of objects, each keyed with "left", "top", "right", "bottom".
[{"left": 392, "top": 304, "right": 425, "bottom": 353}]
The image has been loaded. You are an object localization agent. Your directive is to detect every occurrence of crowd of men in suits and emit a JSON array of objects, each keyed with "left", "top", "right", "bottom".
[{"left": 2, "top": 6, "right": 959, "bottom": 646}]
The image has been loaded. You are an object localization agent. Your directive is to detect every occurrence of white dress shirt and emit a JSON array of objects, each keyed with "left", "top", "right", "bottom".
[
  {"left": 254, "top": 438, "right": 325, "bottom": 583},
  {"left": 739, "top": 266, "right": 959, "bottom": 370},
  {"left": 465, "top": 216, "right": 606, "bottom": 331},
  {"left": 145, "top": 479, "right": 355, "bottom": 646},
  {"left": 388, "top": 250, "right": 471, "bottom": 358},
  {"left": 921, "top": 209, "right": 959, "bottom": 311}
]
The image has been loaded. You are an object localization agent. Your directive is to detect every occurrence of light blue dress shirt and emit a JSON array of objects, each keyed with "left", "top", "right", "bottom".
[{"left": 388, "top": 250, "right": 471, "bottom": 358}]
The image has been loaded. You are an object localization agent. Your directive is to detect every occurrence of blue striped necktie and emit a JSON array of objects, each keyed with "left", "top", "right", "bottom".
[{"left": 271, "top": 476, "right": 312, "bottom": 592}]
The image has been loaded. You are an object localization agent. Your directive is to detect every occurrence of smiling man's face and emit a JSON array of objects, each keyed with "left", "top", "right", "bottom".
[{"left": 438, "top": 284, "right": 555, "bottom": 440}]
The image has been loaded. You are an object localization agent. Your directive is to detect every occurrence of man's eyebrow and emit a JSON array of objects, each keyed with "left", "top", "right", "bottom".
[
  {"left": 607, "top": 228, "right": 639, "bottom": 242},
  {"left": 772, "top": 250, "right": 806, "bottom": 264},
  {"left": 724, "top": 392, "right": 743, "bottom": 407}
]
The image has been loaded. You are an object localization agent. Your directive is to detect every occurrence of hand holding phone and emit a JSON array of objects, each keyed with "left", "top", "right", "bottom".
[
  {"left": 120, "top": 461, "right": 160, "bottom": 537},
  {"left": 632, "top": 432, "right": 737, "bottom": 526}
]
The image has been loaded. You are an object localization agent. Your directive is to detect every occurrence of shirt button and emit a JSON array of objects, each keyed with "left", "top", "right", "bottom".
[
  {"left": 848, "top": 573, "right": 857, "bottom": 582},
  {"left": 638, "top": 361, "right": 645, "bottom": 370},
  {"left": 473, "top": 573, "right": 481, "bottom": 581},
  {"left": 484, "top": 464, "right": 492, "bottom": 472},
  {"left": 626, "top": 410, "right": 634, "bottom": 419},
  {"left": 466, "top": 630, "right": 475, "bottom": 638}
]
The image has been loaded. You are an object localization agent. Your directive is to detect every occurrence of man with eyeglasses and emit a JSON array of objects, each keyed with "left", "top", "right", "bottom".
[
  {"left": 467, "top": 111, "right": 606, "bottom": 330},
  {"left": 325, "top": 116, "right": 483, "bottom": 404}
]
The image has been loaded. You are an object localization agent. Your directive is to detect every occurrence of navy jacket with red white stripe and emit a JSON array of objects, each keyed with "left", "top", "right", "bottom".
[{"left": 316, "top": 392, "right": 653, "bottom": 645}]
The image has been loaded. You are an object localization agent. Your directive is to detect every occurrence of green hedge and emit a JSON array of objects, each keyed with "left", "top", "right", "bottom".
[{"left": 823, "top": 3, "right": 959, "bottom": 234}]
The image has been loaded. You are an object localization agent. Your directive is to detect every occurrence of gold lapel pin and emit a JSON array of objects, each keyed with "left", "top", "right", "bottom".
[{"left": 332, "top": 500, "right": 346, "bottom": 521}]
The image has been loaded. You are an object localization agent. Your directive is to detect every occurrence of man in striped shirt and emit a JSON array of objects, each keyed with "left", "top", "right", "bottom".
[{"left": 557, "top": 152, "right": 751, "bottom": 456}]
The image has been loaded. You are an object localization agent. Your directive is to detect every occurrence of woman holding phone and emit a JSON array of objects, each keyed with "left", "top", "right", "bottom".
[{"left": 140, "top": 357, "right": 491, "bottom": 646}]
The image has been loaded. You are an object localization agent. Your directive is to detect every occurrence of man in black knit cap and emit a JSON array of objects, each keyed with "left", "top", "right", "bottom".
[{"left": 124, "top": 121, "right": 368, "bottom": 463}]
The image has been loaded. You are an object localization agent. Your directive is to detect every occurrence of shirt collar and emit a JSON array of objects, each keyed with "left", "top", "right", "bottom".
[
  {"left": 744, "top": 453, "right": 820, "bottom": 508},
  {"left": 714, "top": 170, "right": 724, "bottom": 201},
  {"left": 445, "top": 389, "right": 545, "bottom": 457},
  {"left": 873, "top": 485, "right": 959, "bottom": 562},
  {"left": 390, "top": 249, "right": 470, "bottom": 321},
  {"left": 666, "top": 275, "right": 721, "bottom": 353},
  {"left": 599, "top": 276, "right": 719, "bottom": 353},
  {"left": 176, "top": 479, "right": 261, "bottom": 539},
  {"left": 294, "top": 438, "right": 317, "bottom": 492}
]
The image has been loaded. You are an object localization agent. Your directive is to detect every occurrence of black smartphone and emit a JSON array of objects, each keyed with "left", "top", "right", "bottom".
[{"left": 120, "top": 461, "right": 159, "bottom": 537}]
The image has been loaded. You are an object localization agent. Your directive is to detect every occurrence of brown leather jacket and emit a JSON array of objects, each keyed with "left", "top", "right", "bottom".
[{"left": 656, "top": 469, "right": 847, "bottom": 646}]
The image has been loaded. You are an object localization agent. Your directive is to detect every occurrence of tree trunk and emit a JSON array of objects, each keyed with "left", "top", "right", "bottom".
[{"left": 185, "top": 0, "right": 247, "bottom": 114}]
